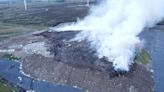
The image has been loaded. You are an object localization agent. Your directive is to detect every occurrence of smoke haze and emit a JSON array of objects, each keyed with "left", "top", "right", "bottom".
[{"left": 54, "top": 0, "right": 164, "bottom": 71}]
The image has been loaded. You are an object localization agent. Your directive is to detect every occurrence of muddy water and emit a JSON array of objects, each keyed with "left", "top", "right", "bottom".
[
  {"left": 140, "top": 26, "right": 164, "bottom": 92},
  {"left": 0, "top": 60, "right": 83, "bottom": 92}
]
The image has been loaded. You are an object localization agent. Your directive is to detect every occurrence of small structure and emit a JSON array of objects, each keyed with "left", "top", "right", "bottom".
[{"left": 24, "top": 0, "right": 27, "bottom": 10}]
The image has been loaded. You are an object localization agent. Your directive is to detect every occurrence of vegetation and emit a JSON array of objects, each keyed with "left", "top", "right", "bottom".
[
  {"left": 0, "top": 2, "right": 53, "bottom": 41},
  {"left": 0, "top": 1, "right": 86, "bottom": 41},
  {"left": 0, "top": 77, "right": 18, "bottom": 92},
  {"left": 2, "top": 53, "right": 20, "bottom": 61},
  {"left": 136, "top": 49, "right": 151, "bottom": 64},
  {"left": 0, "top": 22, "right": 46, "bottom": 41}
]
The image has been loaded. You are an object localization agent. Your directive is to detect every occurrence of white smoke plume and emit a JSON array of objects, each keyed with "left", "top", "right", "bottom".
[{"left": 54, "top": 0, "right": 164, "bottom": 71}]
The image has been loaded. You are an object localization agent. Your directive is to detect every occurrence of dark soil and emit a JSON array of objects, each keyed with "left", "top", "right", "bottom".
[{"left": 38, "top": 31, "right": 137, "bottom": 76}]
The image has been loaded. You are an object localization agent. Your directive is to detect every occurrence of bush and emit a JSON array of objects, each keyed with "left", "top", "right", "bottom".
[{"left": 2, "top": 53, "right": 20, "bottom": 61}]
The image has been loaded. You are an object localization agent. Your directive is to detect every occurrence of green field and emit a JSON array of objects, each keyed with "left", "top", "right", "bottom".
[
  {"left": 0, "top": 1, "right": 87, "bottom": 41},
  {"left": 0, "top": 22, "right": 46, "bottom": 40},
  {"left": 0, "top": 2, "right": 55, "bottom": 41}
]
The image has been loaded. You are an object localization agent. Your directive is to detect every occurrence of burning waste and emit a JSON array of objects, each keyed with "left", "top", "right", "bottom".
[{"left": 53, "top": 0, "right": 164, "bottom": 71}]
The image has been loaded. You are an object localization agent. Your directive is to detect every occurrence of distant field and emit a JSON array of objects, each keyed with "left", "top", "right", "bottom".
[
  {"left": 0, "top": 1, "right": 59, "bottom": 9},
  {"left": 0, "top": 22, "right": 46, "bottom": 40},
  {"left": 0, "top": 2, "right": 88, "bottom": 41},
  {"left": 0, "top": 2, "right": 54, "bottom": 40}
]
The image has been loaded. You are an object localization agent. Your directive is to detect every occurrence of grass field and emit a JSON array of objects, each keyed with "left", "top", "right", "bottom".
[
  {"left": 0, "top": 2, "right": 87, "bottom": 41},
  {"left": 0, "top": 2, "right": 57, "bottom": 41},
  {"left": 0, "top": 22, "right": 46, "bottom": 41}
]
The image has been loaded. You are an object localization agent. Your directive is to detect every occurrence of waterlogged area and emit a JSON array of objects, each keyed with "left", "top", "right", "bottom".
[{"left": 0, "top": 60, "right": 83, "bottom": 92}]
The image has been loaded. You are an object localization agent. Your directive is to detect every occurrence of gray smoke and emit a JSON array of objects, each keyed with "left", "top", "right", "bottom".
[{"left": 54, "top": 0, "right": 164, "bottom": 71}]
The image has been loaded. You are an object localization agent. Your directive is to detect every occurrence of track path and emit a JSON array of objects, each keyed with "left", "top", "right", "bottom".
[{"left": 151, "top": 30, "right": 164, "bottom": 92}]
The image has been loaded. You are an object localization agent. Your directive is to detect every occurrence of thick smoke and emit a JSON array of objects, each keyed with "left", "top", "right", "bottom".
[{"left": 54, "top": 0, "right": 164, "bottom": 71}]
